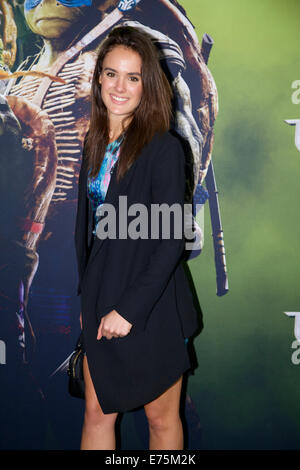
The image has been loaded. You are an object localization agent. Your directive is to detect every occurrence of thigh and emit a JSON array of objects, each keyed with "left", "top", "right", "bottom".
[
  {"left": 144, "top": 375, "right": 183, "bottom": 420},
  {"left": 83, "top": 355, "right": 118, "bottom": 421}
]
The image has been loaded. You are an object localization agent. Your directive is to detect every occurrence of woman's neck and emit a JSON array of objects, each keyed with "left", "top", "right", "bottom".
[
  {"left": 108, "top": 116, "right": 131, "bottom": 143},
  {"left": 108, "top": 130, "right": 123, "bottom": 144},
  {"left": 108, "top": 122, "right": 124, "bottom": 144}
]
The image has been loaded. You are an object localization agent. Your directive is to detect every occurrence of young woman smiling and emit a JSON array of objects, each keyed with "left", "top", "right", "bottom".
[{"left": 75, "top": 26, "right": 198, "bottom": 450}]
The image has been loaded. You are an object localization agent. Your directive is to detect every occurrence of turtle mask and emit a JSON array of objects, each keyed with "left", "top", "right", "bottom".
[{"left": 24, "top": 0, "right": 92, "bottom": 11}]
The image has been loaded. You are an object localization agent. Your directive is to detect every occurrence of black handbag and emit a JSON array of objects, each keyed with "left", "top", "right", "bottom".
[{"left": 67, "top": 333, "right": 85, "bottom": 399}]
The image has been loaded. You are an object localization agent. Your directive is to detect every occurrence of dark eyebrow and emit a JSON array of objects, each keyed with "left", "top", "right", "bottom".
[{"left": 103, "top": 67, "right": 141, "bottom": 76}]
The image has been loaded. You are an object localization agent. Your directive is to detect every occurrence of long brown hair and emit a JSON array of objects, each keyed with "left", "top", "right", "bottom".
[{"left": 85, "top": 26, "right": 173, "bottom": 180}]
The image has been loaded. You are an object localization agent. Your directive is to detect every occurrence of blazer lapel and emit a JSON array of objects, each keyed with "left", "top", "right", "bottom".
[{"left": 86, "top": 160, "right": 138, "bottom": 267}]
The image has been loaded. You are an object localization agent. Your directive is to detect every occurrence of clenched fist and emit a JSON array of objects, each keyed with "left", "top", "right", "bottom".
[{"left": 97, "top": 310, "right": 133, "bottom": 341}]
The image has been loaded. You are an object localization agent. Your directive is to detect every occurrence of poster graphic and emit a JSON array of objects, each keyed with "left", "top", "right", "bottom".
[{"left": 0, "top": 0, "right": 223, "bottom": 449}]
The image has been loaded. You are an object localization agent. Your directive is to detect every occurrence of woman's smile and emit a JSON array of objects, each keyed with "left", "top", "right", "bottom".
[{"left": 110, "top": 94, "right": 130, "bottom": 104}]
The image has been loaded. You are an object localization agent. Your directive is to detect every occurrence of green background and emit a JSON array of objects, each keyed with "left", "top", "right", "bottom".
[
  {"left": 124, "top": 0, "right": 300, "bottom": 449},
  {"left": 184, "top": 0, "right": 300, "bottom": 450}
]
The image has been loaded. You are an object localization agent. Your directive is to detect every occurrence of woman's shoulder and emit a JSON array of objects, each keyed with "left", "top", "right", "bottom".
[
  {"left": 145, "top": 131, "right": 184, "bottom": 159},
  {"left": 150, "top": 130, "right": 182, "bottom": 147},
  {"left": 136, "top": 132, "right": 185, "bottom": 180}
]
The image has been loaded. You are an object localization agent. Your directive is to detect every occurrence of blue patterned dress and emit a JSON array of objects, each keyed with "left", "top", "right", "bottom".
[{"left": 87, "top": 136, "right": 123, "bottom": 236}]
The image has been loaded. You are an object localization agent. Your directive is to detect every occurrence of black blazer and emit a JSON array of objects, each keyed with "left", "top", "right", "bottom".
[
  {"left": 75, "top": 131, "right": 199, "bottom": 339},
  {"left": 74, "top": 130, "right": 200, "bottom": 413}
]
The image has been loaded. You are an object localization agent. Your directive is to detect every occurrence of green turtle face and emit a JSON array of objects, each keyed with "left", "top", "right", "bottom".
[{"left": 24, "top": 0, "right": 90, "bottom": 39}]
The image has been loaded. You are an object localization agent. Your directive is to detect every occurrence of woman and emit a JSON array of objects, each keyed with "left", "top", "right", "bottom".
[{"left": 75, "top": 25, "right": 199, "bottom": 450}]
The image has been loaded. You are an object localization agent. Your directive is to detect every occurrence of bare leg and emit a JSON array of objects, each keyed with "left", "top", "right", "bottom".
[
  {"left": 80, "top": 355, "right": 118, "bottom": 450},
  {"left": 144, "top": 376, "right": 184, "bottom": 450}
]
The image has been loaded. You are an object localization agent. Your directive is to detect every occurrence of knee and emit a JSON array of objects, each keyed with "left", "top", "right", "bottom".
[
  {"left": 145, "top": 407, "right": 179, "bottom": 433},
  {"left": 84, "top": 400, "right": 117, "bottom": 430}
]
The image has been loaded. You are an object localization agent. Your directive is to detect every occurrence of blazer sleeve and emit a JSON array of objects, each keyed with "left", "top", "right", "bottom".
[{"left": 114, "top": 134, "right": 186, "bottom": 331}]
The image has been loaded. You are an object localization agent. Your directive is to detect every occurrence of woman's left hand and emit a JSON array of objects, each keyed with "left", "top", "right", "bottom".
[{"left": 97, "top": 310, "right": 132, "bottom": 340}]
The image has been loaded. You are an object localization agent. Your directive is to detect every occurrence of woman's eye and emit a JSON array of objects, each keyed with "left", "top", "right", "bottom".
[
  {"left": 106, "top": 72, "right": 115, "bottom": 77},
  {"left": 129, "top": 76, "right": 139, "bottom": 82}
]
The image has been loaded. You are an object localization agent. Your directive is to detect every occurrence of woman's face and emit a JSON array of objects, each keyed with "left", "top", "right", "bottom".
[{"left": 99, "top": 45, "right": 143, "bottom": 128}]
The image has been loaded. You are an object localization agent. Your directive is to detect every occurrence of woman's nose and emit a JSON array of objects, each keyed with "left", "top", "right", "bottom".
[{"left": 115, "top": 76, "right": 126, "bottom": 93}]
